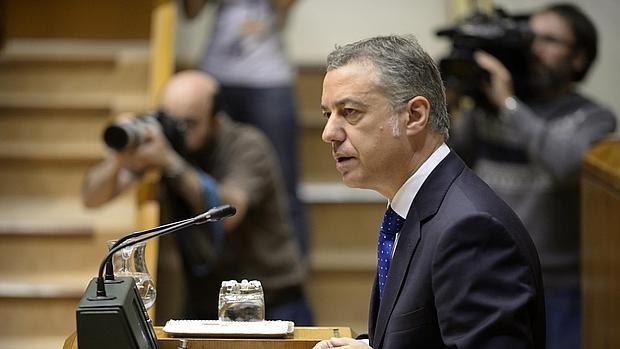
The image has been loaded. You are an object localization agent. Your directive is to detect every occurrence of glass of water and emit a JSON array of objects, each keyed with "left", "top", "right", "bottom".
[
  {"left": 106, "top": 239, "right": 157, "bottom": 310},
  {"left": 218, "top": 279, "right": 265, "bottom": 321}
]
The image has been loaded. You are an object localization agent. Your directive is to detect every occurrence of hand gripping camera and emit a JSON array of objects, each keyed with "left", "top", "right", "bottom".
[
  {"left": 436, "top": 9, "right": 534, "bottom": 107},
  {"left": 102, "top": 110, "right": 186, "bottom": 156}
]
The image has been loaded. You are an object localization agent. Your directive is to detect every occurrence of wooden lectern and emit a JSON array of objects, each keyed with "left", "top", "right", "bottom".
[
  {"left": 581, "top": 138, "right": 620, "bottom": 349},
  {"left": 63, "top": 326, "right": 354, "bottom": 349}
]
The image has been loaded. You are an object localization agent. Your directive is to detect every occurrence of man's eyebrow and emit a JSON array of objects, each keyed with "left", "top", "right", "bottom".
[{"left": 322, "top": 98, "right": 369, "bottom": 111}]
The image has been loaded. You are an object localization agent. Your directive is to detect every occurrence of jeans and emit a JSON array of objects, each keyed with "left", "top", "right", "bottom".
[
  {"left": 545, "top": 286, "right": 580, "bottom": 349},
  {"left": 219, "top": 85, "right": 309, "bottom": 256}
]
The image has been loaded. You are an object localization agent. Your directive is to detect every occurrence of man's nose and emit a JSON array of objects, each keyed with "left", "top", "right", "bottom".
[{"left": 321, "top": 115, "right": 345, "bottom": 144}]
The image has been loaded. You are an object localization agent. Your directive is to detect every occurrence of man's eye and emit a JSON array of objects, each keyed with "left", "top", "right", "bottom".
[
  {"left": 342, "top": 108, "right": 357, "bottom": 117},
  {"left": 322, "top": 110, "right": 331, "bottom": 119}
]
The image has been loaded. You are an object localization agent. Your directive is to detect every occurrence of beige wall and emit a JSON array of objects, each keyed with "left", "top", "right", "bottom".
[{"left": 175, "top": 0, "right": 620, "bottom": 128}]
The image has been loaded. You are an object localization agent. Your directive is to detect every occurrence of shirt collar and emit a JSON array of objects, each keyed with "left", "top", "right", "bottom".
[{"left": 390, "top": 143, "right": 450, "bottom": 219}]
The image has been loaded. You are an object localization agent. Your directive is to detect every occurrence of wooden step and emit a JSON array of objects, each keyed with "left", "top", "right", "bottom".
[
  {"left": 301, "top": 182, "right": 385, "bottom": 254},
  {"left": 0, "top": 160, "right": 101, "bottom": 197},
  {"left": 0, "top": 39, "right": 150, "bottom": 96},
  {"left": 0, "top": 228, "right": 106, "bottom": 275},
  {"left": 0, "top": 272, "right": 91, "bottom": 299},
  {"left": 0, "top": 105, "right": 111, "bottom": 145},
  {"left": 307, "top": 269, "right": 374, "bottom": 334},
  {"left": 0, "top": 195, "right": 138, "bottom": 274},
  {"left": 0, "top": 195, "right": 137, "bottom": 235},
  {"left": 0, "top": 39, "right": 149, "bottom": 62},
  {"left": 307, "top": 201, "right": 385, "bottom": 253},
  {"left": 0, "top": 336, "right": 69, "bottom": 349},
  {"left": 300, "top": 125, "right": 341, "bottom": 182},
  {"left": 0, "top": 91, "right": 148, "bottom": 113},
  {"left": 0, "top": 142, "right": 105, "bottom": 163},
  {"left": 296, "top": 66, "right": 334, "bottom": 183},
  {"left": 296, "top": 66, "right": 325, "bottom": 127},
  {"left": 300, "top": 182, "right": 382, "bottom": 331},
  {"left": 0, "top": 273, "right": 89, "bottom": 340},
  {"left": 310, "top": 249, "right": 376, "bottom": 272}
]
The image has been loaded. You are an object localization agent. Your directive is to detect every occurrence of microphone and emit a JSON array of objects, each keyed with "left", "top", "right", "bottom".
[
  {"left": 76, "top": 205, "right": 236, "bottom": 349},
  {"left": 99, "top": 204, "right": 236, "bottom": 297},
  {"left": 104, "top": 204, "right": 236, "bottom": 280}
]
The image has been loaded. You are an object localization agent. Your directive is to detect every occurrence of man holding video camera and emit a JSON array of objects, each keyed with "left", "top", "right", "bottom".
[
  {"left": 81, "top": 70, "right": 313, "bottom": 325},
  {"left": 449, "top": 4, "right": 616, "bottom": 349}
]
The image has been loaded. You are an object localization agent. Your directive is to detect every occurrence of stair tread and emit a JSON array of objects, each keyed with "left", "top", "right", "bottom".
[
  {"left": 0, "top": 335, "right": 69, "bottom": 349},
  {"left": 0, "top": 271, "right": 92, "bottom": 298},
  {"left": 300, "top": 181, "right": 385, "bottom": 203},
  {"left": 0, "top": 142, "right": 105, "bottom": 162},
  {"left": 0, "top": 195, "right": 136, "bottom": 234},
  {"left": 1, "top": 38, "right": 150, "bottom": 62},
  {"left": 311, "top": 249, "right": 376, "bottom": 271},
  {"left": 0, "top": 91, "right": 148, "bottom": 111}
]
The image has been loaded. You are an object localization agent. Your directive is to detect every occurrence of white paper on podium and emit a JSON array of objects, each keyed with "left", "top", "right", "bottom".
[{"left": 163, "top": 319, "right": 295, "bottom": 338}]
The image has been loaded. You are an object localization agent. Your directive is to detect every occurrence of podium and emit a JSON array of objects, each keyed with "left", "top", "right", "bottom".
[
  {"left": 63, "top": 326, "right": 354, "bottom": 349},
  {"left": 581, "top": 138, "right": 620, "bottom": 349}
]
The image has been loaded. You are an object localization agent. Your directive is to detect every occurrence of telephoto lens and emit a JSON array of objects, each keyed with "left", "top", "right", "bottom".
[
  {"left": 102, "top": 111, "right": 187, "bottom": 155},
  {"left": 103, "top": 121, "right": 147, "bottom": 151}
]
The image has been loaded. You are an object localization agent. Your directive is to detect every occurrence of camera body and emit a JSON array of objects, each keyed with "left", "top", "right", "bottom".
[
  {"left": 103, "top": 110, "right": 186, "bottom": 155},
  {"left": 437, "top": 9, "right": 534, "bottom": 107}
]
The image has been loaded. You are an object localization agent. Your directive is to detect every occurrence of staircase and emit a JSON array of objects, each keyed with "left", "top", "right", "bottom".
[
  {"left": 296, "top": 66, "right": 386, "bottom": 333},
  {"left": 0, "top": 52, "right": 386, "bottom": 346},
  {"left": 0, "top": 39, "right": 150, "bottom": 349}
]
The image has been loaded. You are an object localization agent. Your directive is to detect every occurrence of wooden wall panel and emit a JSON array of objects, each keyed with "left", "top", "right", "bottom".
[
  {"left": 581, "top": 139, "right": 620, "bottom": 349},
  {"left": 3, "top": 0, "right": 152, "bottom": 39}
]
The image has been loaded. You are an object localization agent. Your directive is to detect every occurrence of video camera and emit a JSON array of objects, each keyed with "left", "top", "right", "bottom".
[
  {"left": 103, "top": 110, "right": 186, "bottom": 155},
  {"left": 436, "top": 9, "right": 534, "bottom": 107}
]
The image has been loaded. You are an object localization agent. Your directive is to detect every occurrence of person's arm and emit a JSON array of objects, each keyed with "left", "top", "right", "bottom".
[
  {"left": 181, "top": 0, "right": 210, "bottom": 19},
  {"left": 270, "top": 0, "right": 296, "bottom": 30},
  {"left": 499, "top": 96, "right": 616, "bottom": 182},
  {"left": 163, "top": 155, "right": 249, "bottom": 232},
  {"left": 474, "top": 51, "right": 617, "bottom": 182},
  {"left": 81, "top": 154, "right": 138, "bottom": 208},
  {"left": 120, "top": 120, "right": 246, "bottom": 232}
]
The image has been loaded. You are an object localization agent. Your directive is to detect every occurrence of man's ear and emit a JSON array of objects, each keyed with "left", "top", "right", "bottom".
[
  {"left": 572, "top": 49, "right": 587, "bottom": 75},
  {"left": 404, "top": 96, "right": 430, "bottom": 136}
]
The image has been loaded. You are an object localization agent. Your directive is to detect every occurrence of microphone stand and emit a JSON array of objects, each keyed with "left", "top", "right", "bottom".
[
  {"left": 76, "top": 204, "right": 236, "bottom": 349},
  {"left": 97, "top": 204, "right": 236, "bottom": 298},
  {"left": 104, "top": 218, "right": 193, "bottom": 281}
]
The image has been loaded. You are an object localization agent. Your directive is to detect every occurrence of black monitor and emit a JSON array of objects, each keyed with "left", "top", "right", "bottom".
[{"left": 76, "top": 276, "right": 159, "bottom": 349}]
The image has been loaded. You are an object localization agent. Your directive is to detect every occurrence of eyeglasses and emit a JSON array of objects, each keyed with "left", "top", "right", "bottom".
[{"left": 533, "top": 33, "right": 574, "bottom": 48}]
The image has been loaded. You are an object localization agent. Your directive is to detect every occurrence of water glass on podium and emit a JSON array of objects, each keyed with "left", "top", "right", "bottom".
[{"left": 218, "top": 279, "right": 265, "bottom": 321}]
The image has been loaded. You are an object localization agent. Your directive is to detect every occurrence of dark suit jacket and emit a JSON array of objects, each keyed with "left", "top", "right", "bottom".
[{"left": 368, "top": 151, "right": 545, "bottom": 349}]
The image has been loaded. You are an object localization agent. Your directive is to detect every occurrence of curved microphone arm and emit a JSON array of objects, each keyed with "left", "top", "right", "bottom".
[
  {"left": 104, "top": 217, "right": 193, "bottom": 280},
  {"left": 96, "top": 205, "right": 236, "bottom": 298}
]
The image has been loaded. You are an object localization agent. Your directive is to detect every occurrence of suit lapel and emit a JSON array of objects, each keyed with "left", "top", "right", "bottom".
[{"left": 370, "top": 150, "right": 466, "bottom": 347}]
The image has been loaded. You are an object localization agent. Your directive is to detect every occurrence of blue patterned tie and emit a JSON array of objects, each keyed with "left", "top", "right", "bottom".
[{"left": 377, "top": 206, "right": 405, "bottom": 300}]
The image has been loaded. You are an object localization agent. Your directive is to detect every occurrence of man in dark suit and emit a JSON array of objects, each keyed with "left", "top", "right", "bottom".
[{"left": 313, "top": 35, "right": 545, "bottom": 349}]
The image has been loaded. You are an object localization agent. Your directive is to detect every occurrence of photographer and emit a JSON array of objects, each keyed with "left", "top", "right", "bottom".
[
  {"left": 448, "top": 4, "right": 616, "bottom": 349},
  {"left": 81, "top": 70, "right": 313, "bottom": 325}
]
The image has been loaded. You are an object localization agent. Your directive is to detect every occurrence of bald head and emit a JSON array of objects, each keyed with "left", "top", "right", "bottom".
[
  {"left": 160, "top": 70, "right": 220, "bottom": 153},
  {"left": 160, "top": 70, "right": 219, "bottom": 114}
]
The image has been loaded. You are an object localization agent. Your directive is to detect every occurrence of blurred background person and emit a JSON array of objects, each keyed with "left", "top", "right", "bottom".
[
  {"left": 182, "top": 0, "right": 309, "bottom": 258},
  {"left": 448, "top": 4, "right": 617, "bottom": 349},
  {"left": 81, "top": 70, "right": 313, "bottom": 325}
]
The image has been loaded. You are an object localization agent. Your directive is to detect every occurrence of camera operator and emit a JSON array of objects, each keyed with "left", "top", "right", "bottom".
[
  {"left": 81, "top": 70, "right": 313, "bottom": 325},
  {"left": 449, "top": 4, "right": 616, "bottom": 349}
]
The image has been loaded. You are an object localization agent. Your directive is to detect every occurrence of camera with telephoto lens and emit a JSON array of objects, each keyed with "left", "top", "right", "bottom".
[
  {"left": 102, "top": 110, "right": 186, "bottom": 155},
  {"left": 436, "top": 8, "right": 534, "bottom": 107}
]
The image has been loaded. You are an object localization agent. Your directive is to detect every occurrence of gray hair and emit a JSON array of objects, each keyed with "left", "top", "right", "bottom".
[{"left": 326, "top": 35, "right": 450, "bottom": 139}]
